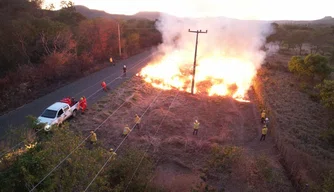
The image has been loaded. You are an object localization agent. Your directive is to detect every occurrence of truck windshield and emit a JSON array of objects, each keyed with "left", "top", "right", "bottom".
[{"left": 41, "top": 109, "right": 57, "bottom": 118}]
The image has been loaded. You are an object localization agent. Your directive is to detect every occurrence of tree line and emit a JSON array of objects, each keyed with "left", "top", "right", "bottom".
[
  {"left": 267, "top": 22, "right": 334, "bottom": 59},
  {"left": 268, "top": 22, "right": 334, "bottom": 147},
  {"left": 0, "top": 0, "right": 162, "bottom": 114}
]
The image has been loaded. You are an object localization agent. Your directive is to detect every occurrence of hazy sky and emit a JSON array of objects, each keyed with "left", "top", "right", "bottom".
[{"left": 43, "top": 0, "right": 333, "bottom": 20}]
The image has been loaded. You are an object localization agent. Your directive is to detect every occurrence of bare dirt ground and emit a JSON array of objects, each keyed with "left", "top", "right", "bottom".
[{"left": 70, "top": 76, "right": 294, "bottom": 191}]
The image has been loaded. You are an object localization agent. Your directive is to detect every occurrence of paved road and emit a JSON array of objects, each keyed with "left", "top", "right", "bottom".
[{"left": 0, "top": 50, "right": 154, "bottom": 136}]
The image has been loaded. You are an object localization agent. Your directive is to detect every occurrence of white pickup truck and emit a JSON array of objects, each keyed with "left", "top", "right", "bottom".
[{"left": 37, "top": 101, "right": 79, "bottom": 131}]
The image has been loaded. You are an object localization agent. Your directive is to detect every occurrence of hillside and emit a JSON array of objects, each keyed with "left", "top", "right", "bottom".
[
  {"left": 75, "top": 5, "right": 160, "bottom": 21},
  {"left": 75, "top": 5, "right": 132, "bottom": 20},
  {"left": 274, "top": 16, "right": 334, "bottom": 25}
]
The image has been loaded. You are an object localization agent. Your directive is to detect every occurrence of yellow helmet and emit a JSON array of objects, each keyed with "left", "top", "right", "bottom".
[
  {"left": 90, "top": 131, "right": 94, "bottom": 134},
  {"left": 109, "top": 148, "right": 114, "bottom": 152}
]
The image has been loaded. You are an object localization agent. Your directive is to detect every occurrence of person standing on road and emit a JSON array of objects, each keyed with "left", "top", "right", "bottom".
[
  {"left": 193, "top": 119, "right": 200, "bottom": 135},
  {"left": 101, "top": 81, "right": 108, "bottom": 91},
  {"left": 110, "top": 57, "right": 115, "bottom": 66},
  {"left": 123, "top": 65, "right": 127, "bottom": 76},
  {"left": 134, "top": 114, "right": 141, "bottom": 129},
  {"left": 260, "top": 125, "right": 268, "bottom": 141},
  {"left": 123, "top": 124, "right": 131, "bottom": 137}
]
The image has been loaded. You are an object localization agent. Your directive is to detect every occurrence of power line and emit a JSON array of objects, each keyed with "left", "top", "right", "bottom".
[
  {"left": 83, "top": 89, "right": 166, "bottom": 192},
  {"left": 29, "top": 82, "right": 162, "bottom": 192},
  {"left": 124, "top": 91, "right": 180, "bottom": 192},
  {"left": 0, "top": 54, "right": 153, "bottom": 160},
  {"left": 188, "top": 29, "right": 208, "bottom": 94}
]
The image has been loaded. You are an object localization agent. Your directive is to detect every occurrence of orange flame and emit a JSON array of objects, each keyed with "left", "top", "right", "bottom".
[{"left": 139, "top": 50, "right": 256, "bottom": 101}]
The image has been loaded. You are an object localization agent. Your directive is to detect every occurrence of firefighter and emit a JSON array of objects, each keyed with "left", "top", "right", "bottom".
[
  {"left": 90, "top": 131, "right": 97, "bottom": 144},
  {"left": 109, "top": 148, "right": 117, "bottom": 160},
  {"left": 123, "top": 65, "right": 127, "bottom": 76},
  {"left": 265, "top": 117, "right": 269, "bottom": 127},
  {"left": 134, "top": 114, "right": 141, "bottom": 129},
  {"left": 78, "top": 97, "right": 87, "bottom": 113},
  {"left": 261, "top": 110, "right": 266, "bottom": 124},
  {"left": 101, "top": 81, "right": 107, "bottom": 91},
  {"left": 61, "top": 97, "right": 72, "bottom": 105},
  {"left": 123, "top": 124, "right": 131, "bottom": 137},
  {"left": 260, "top": 125, "right": 268, "bottom": 141},
  {"left": 193, "top": 119, "right": 200, "bottom": 135}
]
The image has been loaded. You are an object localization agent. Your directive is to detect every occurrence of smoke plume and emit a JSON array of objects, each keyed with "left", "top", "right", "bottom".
[{"left": 141, "top": 3, "right": 274, "bottom": 99}]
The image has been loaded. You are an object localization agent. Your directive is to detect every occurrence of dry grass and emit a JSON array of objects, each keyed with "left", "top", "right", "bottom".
[
  {"left": 254, "top": 53, "right": 334, "bottom": 190},
  {"left": 69, "top": 75, "right": 293, "bottom": 191}
]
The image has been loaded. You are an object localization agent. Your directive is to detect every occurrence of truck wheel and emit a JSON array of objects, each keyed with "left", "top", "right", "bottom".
[{"left": 72, "top": 110, "right": 77, "bottom": 117}]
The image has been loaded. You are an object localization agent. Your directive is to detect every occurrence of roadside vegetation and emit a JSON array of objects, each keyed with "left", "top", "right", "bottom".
[
  {"left": 256, "top": 21, "right": 334, "bottom": 191},
  {"left": 0, "top": 0, "right": 162, "bottom": 115},
  {"left": 0, "top": 122, "right": 160, "bottom": 191}
]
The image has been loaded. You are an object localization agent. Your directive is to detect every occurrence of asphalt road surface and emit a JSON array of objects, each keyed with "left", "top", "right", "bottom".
[{"left": 0, "top": 50, "right": 155, "bottom": 136}]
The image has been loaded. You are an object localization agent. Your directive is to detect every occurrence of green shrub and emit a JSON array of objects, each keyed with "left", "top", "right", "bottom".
[
  {"left": 316, "top": 80, "right": 334, "bottom": 109},
  {"left": 288, "top": 54, "right": 332, "bottom": 80}
]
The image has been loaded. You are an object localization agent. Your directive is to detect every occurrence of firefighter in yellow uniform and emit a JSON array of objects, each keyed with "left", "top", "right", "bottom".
[
  {"left": 109, "top": 148, "right": 117, "bottom": 160},
  {"left": 193, "top": 120, "right": 200, "bottom": 135},
  {"left": 90, "top": 131, "right": 97, "bottom": 144},
  {"left": 260, "top": 125, "right": 268, "bottom": 141},
  {"left": 123, "top": 124, "right": 131, "bottom": 137},
  {"left": 261, "top": 110, "right": 266, "bottom": 124},
  {"left": 134, "top": 114, "right": 141, "bottom": 129}
]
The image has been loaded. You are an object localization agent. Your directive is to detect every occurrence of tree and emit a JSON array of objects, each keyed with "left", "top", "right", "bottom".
[
  {"left": 304, "top": 54, "right": 332, "bottom": 80},
  {"left": 288, "top": 54, "right": 332, "bottom": 80},
  {"left": 288, "top": 56, "right": 305, "bottom": 75},
  {"left": 316, "top": 80, "right": 334, "bottom": 109},
  {"left": 266, "top": 25, "right": 289, "bottom": 48},
  {"left": 288, "top": 30, "right": 311, "bottom": 55}
]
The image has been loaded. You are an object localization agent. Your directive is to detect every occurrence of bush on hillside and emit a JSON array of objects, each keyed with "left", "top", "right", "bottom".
[
  {"left": 288, "top": 54, "right": 332, "bottom": 80},
  {"left": 316, "top": 80, "right": 334, "bottom": 109}
]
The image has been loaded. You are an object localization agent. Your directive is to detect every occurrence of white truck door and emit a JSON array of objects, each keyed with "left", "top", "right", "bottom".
[
  {"left": 57, "top": 109, "right": 65, "bottom": 124},
  {"left": 63, "top": 105, "right": 71, "bottom": 120}
]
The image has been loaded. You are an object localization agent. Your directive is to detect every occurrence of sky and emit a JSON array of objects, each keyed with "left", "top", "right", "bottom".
[{"left": 42, "top": 0, "right": 333, "bottom": 20}]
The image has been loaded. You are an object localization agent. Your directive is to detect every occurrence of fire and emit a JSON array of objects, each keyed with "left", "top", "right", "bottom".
[{"left": 139, "top": 50, "right": 256, "bottom": 101}]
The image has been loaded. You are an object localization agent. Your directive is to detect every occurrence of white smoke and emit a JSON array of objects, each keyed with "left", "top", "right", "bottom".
[
  {"left": 155, "top": 14, "right": 273, "bottom": 70},
  {"left": 141, "top": 4, "right": 274, "bottom": 98}
]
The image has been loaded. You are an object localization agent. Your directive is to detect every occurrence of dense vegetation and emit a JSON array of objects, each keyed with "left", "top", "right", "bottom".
[
  {"left": 0, "top": 122, "right": 159, "bottom": 191},
  {"left": 0, "top": 0, "right": 162, "bottom": 114}
]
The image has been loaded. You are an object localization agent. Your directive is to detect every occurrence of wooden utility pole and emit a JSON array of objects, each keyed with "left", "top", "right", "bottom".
[
  {"left": 117, "top": 23, "right": 122, "bottom": 57},
  {"left": 188, "top": 29, "right": 208, "bottom": 94}
]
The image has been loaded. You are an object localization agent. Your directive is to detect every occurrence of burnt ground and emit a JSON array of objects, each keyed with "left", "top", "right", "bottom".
[{"left": 70, "top": 76, "right": 294, "bottom": 192}]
